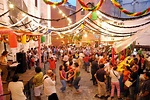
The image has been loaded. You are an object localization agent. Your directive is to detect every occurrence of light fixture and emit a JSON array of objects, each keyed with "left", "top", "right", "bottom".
[
  {"left": 52, "top": 5, "right": 56, "bottom": 8},
  {"left": 59, "top": 10, "right": 62, "bottom": 14},
  {"left": 84, "top": 33, "right": 87, "bottom": 38},
  {"left": 22, "top": 13, "right": 26, "bottom": 17},
  {"left": 9, "top": 3, "right": 14, "bottom": 9}
]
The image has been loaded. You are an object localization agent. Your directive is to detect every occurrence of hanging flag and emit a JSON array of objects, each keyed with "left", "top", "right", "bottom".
[
  {"left": 9, "top": 33, "right": 17, "bottom": 48},
  {"left": 21, "top": 35, "right": 26, "bottom": 44}
]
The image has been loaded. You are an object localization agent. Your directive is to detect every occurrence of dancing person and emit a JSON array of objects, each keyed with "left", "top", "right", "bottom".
[
  {"left": 68, "top": 62, "right": 81, "bottom": 93},
  {"left": 59, "top": 65, "right": 67, "bottom": 92}
]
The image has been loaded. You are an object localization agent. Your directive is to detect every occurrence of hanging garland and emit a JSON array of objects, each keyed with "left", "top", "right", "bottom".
[
  {"left": 78, "top": 0, "right": 104, "bottom": 11},
  {"left": 17, "top": 36, "right": 22, "bottom": 42},
  {"left": 43, "top": 0, "right": 68, "bottom": 6},
  {"left": 111, "top": 0, "right": 150, "bottom": 16},
  {"left": 86, "top": 17, "right": 136, "bottom": 34},
  {"left": 32, "top": 36, "right": 39, "bottom": 41}
]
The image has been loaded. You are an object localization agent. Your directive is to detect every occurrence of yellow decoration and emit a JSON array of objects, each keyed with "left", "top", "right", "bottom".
[
  {"left": 21, "top": 35, "right": 26, "bottom": 44},
  {"left": 117, "top": 56, "right": 133, "bottom": 72},
  {"left": 81, "top": 24, "right": 84, "bottom": 29}
]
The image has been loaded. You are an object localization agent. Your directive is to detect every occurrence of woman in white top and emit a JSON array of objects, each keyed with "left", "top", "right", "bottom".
[
  {"left": 8, "top": 75, "right": 26, "bottom": 100},
  {"left": 109, "top": 66, "right": 121, "bottom": 99}
]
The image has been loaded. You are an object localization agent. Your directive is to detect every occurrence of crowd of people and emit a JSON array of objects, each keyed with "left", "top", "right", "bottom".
[{"left": 0, "top": 44, "right": 150, "bottom": 100}]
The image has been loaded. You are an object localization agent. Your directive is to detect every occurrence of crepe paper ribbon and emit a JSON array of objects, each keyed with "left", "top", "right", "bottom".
[
  {"left": 43, "top": 0, "right": 68, "bottom": 6},
  {"left": 78, "top": 0, "right": 105, "bottom": 11},
  {"left": 111, "top": 0, "right": 150, "bottom": 16}
]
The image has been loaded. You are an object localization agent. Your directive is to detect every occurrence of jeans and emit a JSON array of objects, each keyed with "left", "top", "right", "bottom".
[
  {"left": 111, "top": 81, "right": 120, "bottom": 97},
  {"left": 60, "top": 80, "right": 66, "bottom": 92},
  {"left": 84, "top": 62, "right": 90, "bottom": 72},
  {"left": 73, "top": 76, "right": 81, "bottom": 90}
]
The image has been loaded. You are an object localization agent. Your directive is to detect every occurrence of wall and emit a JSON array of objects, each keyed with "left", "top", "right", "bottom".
[{"left": 51, "top": 4, "right": 76, "bottom": 46}]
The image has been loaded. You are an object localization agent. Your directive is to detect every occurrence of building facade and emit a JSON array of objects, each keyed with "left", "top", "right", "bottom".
[{"left": 51, "top": 3, "right": 76, "bottom": 46}]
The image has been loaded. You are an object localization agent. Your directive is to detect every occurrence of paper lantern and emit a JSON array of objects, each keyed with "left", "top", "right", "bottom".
[
  {"left": 92, "top": 11, "right": 98, "bottom": 20},
  {"left": 41, "top": 36, "right": 45, "bottom": 43},
  {"left": 21, "top": 35, "right": 26, "bottom": 44},
  {"left": 9, "top": 33, "right": 17, "bottom": 48}
]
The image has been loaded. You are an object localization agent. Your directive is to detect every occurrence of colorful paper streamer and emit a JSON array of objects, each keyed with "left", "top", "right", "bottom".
[
  {"left": 78, "top": 0, "right": 105, "bottom": 11},
  {"left": 111, "top": 0, "right": 150, "bottom": 16},
  {"left": 43, "top": 0, "right": 68, "bottom": 6}
]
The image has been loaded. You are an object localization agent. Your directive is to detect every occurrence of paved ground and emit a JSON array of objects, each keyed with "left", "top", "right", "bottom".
[
  {"left": 3, "top": 60, "right": 120, "bottom": 100},
  {"left": 41, "top": 60, "right": 113, "bottom": 100}
]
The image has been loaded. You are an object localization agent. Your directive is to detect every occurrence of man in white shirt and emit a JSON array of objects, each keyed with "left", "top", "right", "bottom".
[
  {"left": 8, "top": 75, "right": 26, "bottom": 100},
  {"left": 43, "top": 70, "right": 58, "bottom": 100}
]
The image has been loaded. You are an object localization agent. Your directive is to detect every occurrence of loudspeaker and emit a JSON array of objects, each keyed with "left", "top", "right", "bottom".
[{"left": 16, "top": 52, "right": 27, "bottom": 73}]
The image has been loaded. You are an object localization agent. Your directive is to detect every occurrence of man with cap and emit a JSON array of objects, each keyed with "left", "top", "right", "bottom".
[
  {"left": 94, "top": 64, "right": 109, "bottom": 99},
  {"left": 138, "top": 71, "right": 150, "bottom": 100}
]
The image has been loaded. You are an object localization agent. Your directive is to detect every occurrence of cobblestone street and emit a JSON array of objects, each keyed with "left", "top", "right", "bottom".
[{"left": 41, "top": 60, "right": 100, "bottom": 100}]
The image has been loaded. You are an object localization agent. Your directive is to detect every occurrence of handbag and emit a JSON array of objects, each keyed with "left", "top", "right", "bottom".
[{"left": 124, "top": 80, "right": 136, "bottom": 87}]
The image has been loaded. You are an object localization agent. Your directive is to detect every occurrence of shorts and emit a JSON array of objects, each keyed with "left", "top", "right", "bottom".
[{"left": 34, "top": 84, "right": 43, "bottom": 96}]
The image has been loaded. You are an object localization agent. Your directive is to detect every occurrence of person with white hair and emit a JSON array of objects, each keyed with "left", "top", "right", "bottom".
[{"left": 43, "top": 70, "right": 58, "bottom": 100}]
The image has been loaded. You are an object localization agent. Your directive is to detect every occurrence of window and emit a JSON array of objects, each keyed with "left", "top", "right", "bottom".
[{"left": 35, "top": 0, "right": 38, "bottom": 7}]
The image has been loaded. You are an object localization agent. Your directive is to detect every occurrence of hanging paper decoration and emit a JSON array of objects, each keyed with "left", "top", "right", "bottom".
[
  {"left": 26, "top": 35, "right": 30, "bottom": 42},
  {"left": 78, "top": 0, "right": 104, "bottom": 11},
  {"left": 111, "top": 0, "right": 150, "bottom": 16},
  {"left": 21, "top": 35, "right": 26, "bottom": 44},
  {"left": 81, "top": 24, "right": 84, "bottom": 29},
  {"left": 17, "top": 36, "right": 22, "bottom": 42},
  {"left": 32, "top": 36, "right": 39, "bottom": 41},
  {"left": 41, "top": 36, "right": 45, "bottom": 43},
  {"left": 8, "top": 33, "right": 17, "bottom": 48},
  {"left": 43, "top": 0, "right": 68, "bottom": 6},
  {"left": 92, "top": 11, "right": 98, "bottom": 20}
]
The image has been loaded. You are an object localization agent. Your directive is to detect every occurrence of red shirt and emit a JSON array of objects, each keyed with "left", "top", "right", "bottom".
[
  {"left": 83, "top": 56, "right": 90, "bottom": 63},
  {"left": 48, "top": 59, "right": 56, "bottom": 70}
]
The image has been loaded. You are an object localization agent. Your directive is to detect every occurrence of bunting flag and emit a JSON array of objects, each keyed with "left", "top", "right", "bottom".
[{"left": 8, "top": 33, "right": 17, "bottom": 48}]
